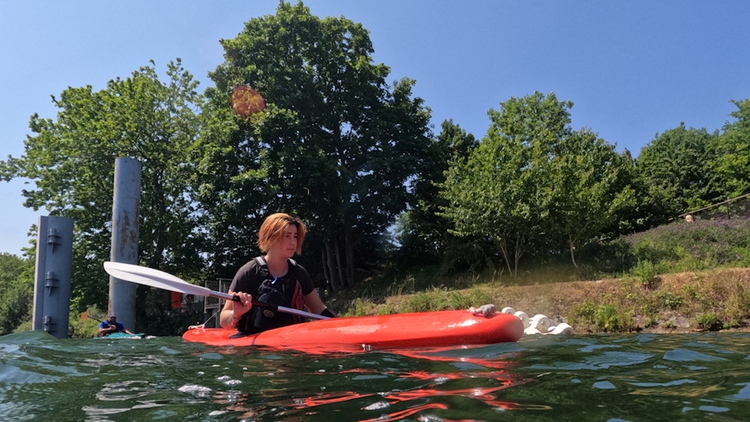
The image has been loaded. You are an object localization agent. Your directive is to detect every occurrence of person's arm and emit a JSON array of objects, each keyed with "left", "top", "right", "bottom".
[
  {"left": 220, "top": 261, "right": 259, "bottom": 328},
  {"left": 98, "top": 323, "right": 115, "bottom": 337},
  {"left": 219, "top": 294, "right": 235, "bottom": 328},
  {"left": 304, "top": 290, "right": 336, "bottom": 317},
  {"left": 296, "top": 264, "right": 335, "bottom": 317},
  {"left": 220, "top": 290, "right": 254, "bottom": 328}
]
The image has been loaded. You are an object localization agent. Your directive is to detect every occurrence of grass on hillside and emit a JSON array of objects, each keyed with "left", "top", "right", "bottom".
[{"left": 331, "top": 217, "right": 750, "bottom": 333}]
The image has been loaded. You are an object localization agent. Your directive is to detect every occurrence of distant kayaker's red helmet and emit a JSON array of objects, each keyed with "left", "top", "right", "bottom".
[{"left": 258, "top": 213, "right": 306, "bottom": 254}]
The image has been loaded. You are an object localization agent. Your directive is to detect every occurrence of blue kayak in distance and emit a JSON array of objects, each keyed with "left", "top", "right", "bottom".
[{"left": 96, "top": 332, "right": 147, "bottom": 339}]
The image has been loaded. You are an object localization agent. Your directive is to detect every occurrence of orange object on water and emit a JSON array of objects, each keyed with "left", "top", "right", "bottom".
[{"left": 183, "top": 310, "right": 523, "bottom": 353}]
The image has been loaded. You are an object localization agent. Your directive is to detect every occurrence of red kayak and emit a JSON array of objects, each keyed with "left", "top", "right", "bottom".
[{"left": 183, "top": 310, "right": 524, "bottom": 353}]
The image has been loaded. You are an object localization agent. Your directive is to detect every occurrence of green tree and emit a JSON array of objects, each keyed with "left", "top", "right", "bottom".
[
  {"left": 199, "top": 1, "right": 433, "bottom": 290},
  {"left": 396, "top": 120, "right": 477, "bottom": 268},
  {"left": 0, "top": 60, "right": 204, "bottom": 319},
  {"left": 548, "top": 128, "right": 635, "bottom": 267},
  {"left": 440, "top": 92, "right": 572, "bottom": 275},
  {"left": 0, "top": 253, "right": 34, "bottom": 334},
  {"left": 636, "top": 123, "right": 717, "bottom": 220},
  {"left": 707, "top": 99, "right": 750, "bottom": 200}
]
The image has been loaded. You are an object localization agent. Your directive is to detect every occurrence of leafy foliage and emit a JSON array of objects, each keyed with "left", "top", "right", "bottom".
[
  {"left": 636, "top": 123, "right": 717, "bottom": 220},
  {"left": 707, "top": 99, "right": 750, "bottom": 200},
  {"left": 199, "top": 1, "right": 433, "bottom": 289},
  {"left": 2, "top": 2, "right": 750, "bottom": 335},
  {"left": 547, "top": 128, "right": 635, "bottom": 267},
  {"left": 1, "top": 60, "right": 205, "bottom": 315},
  {"left": 439, "top": 92, "right": 633, "bottom": 274},
  {"left": 396, "top": 120, "right": 478, "bottom": 269},
  {"left": 0, "top": 253, "right": 34, "bottom": 334}
]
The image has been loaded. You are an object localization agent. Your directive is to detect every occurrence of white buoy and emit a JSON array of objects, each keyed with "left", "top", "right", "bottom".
[
  {"left": 524, "top": 326, "right": 541, "bottom": 335},
  {"left": 514, "top": 311, "right": 530, "bottom": 328},
  {"left": 530, "top": 314, "right": 551, "bottom": 332},
  {"left": 509, "top": 308, "right": 574, "bottom": 336},
  {"left": 550, "top": 323, "right": 574, "bottom": 335}
]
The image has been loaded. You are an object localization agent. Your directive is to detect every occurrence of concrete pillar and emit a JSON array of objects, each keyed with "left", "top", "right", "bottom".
[
  {"left": 108, "top": 157, "right": 142, "bottom": 332},
  {"left": 32, "top": 216, "right": 74, "bottom": 338}
]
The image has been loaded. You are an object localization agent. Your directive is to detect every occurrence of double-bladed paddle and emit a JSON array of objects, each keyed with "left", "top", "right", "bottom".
[{"left": 103, "top": 261, "right": 329, "bottom": 321}]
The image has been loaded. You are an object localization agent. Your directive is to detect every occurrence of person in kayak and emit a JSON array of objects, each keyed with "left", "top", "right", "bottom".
[
  {"left": 98, "top": 313, "right": 135, "bottom": 337},
  {"left": 220, "top": 213, "right": 335, "bottom": 334}
]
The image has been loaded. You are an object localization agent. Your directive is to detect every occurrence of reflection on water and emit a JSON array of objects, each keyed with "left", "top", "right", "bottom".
[{"left": 2, "top": 330, "right": 750, "bottom": 421}]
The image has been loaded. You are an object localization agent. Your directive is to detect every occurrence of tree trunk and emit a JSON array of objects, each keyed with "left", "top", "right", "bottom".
[
  {"left": 345, "top": 224, "right": 355, "bottom": 287},
  {"left": 324, "top": 241, "right": 339, "bottom": 291},
  {"left": 513, "top": 236, "right": 521, "bottom": 276},
  {"left": 569, "top": 237, "right": 578, "bottom": 268},
  {"left": 334, "top": 239, "right": 346, "bottom": 288},
  {"left": 496, "top": 236, "right": 514, "bottom": 276},
  {"left": 321, "top": 249, "right": 335, "bottom": 294}
]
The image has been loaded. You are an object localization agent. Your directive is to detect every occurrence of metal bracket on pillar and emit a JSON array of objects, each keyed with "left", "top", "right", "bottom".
[
  {"left": 43, "top": 315, "right": 55, "bottom": 332},
  {"left": 47, "top": 227, "right": 61, "bottom": 252},
  {"left": 45, "top": 271, "right": 59, "bottom": 290}
]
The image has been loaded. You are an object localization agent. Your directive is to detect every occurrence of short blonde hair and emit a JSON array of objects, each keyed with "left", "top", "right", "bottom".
[{"left": 257, "top": 213, "right": 306, "bottom": 254}]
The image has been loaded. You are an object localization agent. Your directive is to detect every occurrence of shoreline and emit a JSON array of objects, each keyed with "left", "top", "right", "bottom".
[
  {"left": 492, "top": 267, "right": 750, "bottom": 335},
  {"left": 340, "top": 267, "right": 750, "bottom": 335}
]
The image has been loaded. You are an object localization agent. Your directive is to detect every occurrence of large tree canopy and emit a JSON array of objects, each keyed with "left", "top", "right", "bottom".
[
  {"left": 198, "top": 1, "right": 433, "bottom": 290},
  {"left": 395, "top": 120, "right": 477, "bottom": 268},
  {"left": 0, "top": 253, "right": 34, "bottom": 335},
  {"left": 636, "top": 123, "right": 717, "bottom": 220},
  {"left": 440, "top": 92, "right": 572, "bottom": 274},
  {"left": 0, "top": 60, "right": 204, "bottom": 313},
  {"left": 547, "top": 128, "right": 635, "bottom": 267},
  {"left": 439, "top": 92, "right": 633, "bottom": 273},
  {"left": 707, "top": 99, "right": 750, "bottom": 201}
]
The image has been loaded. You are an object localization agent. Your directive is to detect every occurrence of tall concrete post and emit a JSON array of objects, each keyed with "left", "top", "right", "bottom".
[
  {"left": 108, "top": 157, "right": 141, "bottom": 332},
  {"left": 32, "top": 216, "right": 74, "bottom": 338}
]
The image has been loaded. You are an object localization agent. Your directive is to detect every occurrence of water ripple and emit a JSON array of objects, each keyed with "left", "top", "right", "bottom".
[{"left": 2, "top": 330, "right": 750, "bottom": 420}]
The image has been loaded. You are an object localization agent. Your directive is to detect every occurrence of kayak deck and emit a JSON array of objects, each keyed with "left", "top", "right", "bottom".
[
  {"left": 95, "top": 333, "right": 146, "bottom": 339},
  {"left": 183, "top": 310, "right": 524, "bottom": 352}
]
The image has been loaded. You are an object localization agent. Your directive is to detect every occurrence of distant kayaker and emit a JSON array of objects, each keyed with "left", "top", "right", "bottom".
[
  {"left": 220, "top": 213, "right": 335, "bottom": 334},
  {"left": 98, "top": 313, "right": 134, "bottom": 337}
]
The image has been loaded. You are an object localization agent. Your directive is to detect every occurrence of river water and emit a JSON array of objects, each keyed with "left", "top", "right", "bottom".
[{"left": 2, "top": 330, "right": 749, "bottom": 421}]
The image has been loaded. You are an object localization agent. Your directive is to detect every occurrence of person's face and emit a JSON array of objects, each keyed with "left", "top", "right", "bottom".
[
  {"left": 109, "top": 316, "right": 116, "bottom": 323},
  {"left": 273, "top": 224, "right": 298, "bottom": 259}
]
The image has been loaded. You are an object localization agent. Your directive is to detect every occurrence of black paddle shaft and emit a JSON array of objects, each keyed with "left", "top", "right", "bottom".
[{"left": 230, "top": 295, "right": 279, "bottom": 312}]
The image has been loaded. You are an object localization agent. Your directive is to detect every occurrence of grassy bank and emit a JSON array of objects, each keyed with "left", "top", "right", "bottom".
[
  {"left": 331, "top": 217, "right": 750, "bottom": 334},
  {"left": 332, "top": 267, "right": 750, "bottom": 334}
]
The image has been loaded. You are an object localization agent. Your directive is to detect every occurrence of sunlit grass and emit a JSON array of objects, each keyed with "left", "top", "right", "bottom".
[{"left": 335, "top": 218, "right": 750, "bottom": 332}]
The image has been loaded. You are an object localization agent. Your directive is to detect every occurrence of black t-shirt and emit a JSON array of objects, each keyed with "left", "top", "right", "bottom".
[{"left": 229, "top": 257, "right": 315, "bottom": 332}]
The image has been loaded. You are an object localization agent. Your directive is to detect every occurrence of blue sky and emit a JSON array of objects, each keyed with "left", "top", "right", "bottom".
[{"left": 2, "top": 1, "right": 749, "bottom": 256}]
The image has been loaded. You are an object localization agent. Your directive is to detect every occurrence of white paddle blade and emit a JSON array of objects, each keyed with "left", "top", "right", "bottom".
[
  {"left": 103, "top": 261, "right": 328, "bottom": 321},
  {"left": 103, "top": 261, "right": 233, "bottom": 300}
]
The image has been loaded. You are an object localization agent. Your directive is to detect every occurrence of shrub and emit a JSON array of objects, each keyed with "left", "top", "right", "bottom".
[
  {"left": 625, "top": 218, "right": 750, "bottom": 270},
  {"left": 696, "top": 313, "right": 723, "bottom": 331},
  {"left": 569, "top": 300, "right": 634, "bottom": 332},
  {"left": 570, "top": 299, "right": 597, "bottom": 323},
  {"left": 69, "top": 313, "right": 100, "bottom": 338},
  {"left": 724, "top": 281, "right": 750, "bottom": 325},
  {"left": 594, "top": 304, "right": 634, "bottom": 332},
  {"left": 657, "top": 291, "right": 684, "bottom": 310},
  {"left": 347, "top": 297, "right": 379, "bottom": 317},
  {"left": 631, "top": 260, "right": 659, "bottom": 288}
]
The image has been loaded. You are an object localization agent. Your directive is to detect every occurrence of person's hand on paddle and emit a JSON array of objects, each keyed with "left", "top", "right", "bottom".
[{"left": 228, "top": 290, "right": 253, "bottom": 327}]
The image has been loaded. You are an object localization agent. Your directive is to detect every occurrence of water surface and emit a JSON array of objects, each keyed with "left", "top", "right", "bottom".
[{"left": 2, "top": 330, "right": 749, "bottom": 421}]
